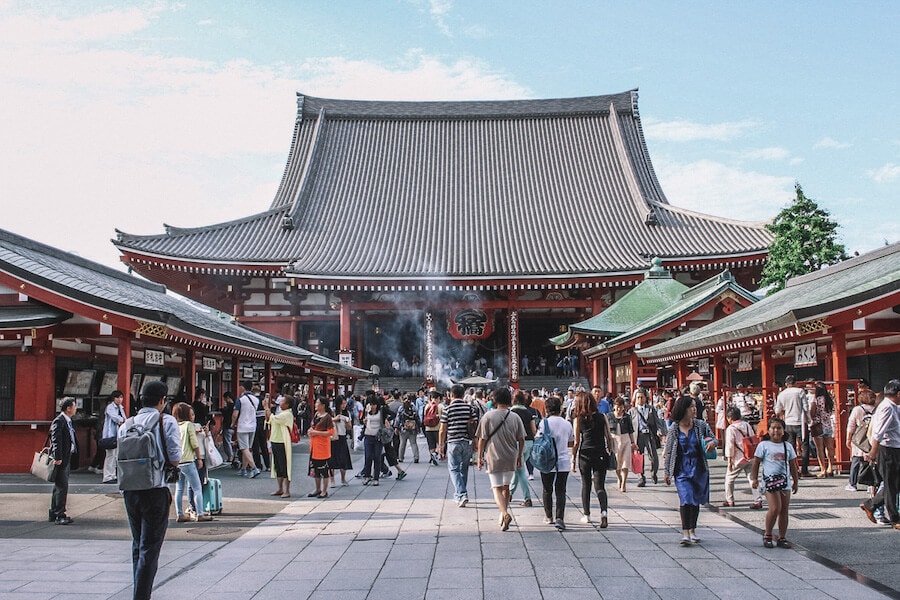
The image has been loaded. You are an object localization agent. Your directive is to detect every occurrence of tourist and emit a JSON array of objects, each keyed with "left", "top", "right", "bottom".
[
  {"left": 396, "top": 394, "right": 421, "bottom": 463},
  {"left": 438, "top": 384, "right": 478, "bottom": 507},
  {"left": 219, "top": 392, "right": 235, "bottom": 464},
  {"left": 266, "top": 394, "right": 294, "bottom": 498},
  {"left": 251, "top": 386, "right": 271, "bottom": 473},
  {"left": 630, "top": 388, "right": 662, "bottom": 487},
  {"left": 48, "top": 397, "right": 78, "bottom": 525},
  {"left": 866, "top": 380, "right": 900, "bottom": 530},
  {"left": 361, "top": 392, "right": 387, "bottom": 486},
  {"left": 101, "top": 390, "right": 126, "bottom": 484},
  {"left": 572, "top": 390, "right": 613, "bottom": 527},
  {"left": 509, "top": 390, "right": 537, "bottom": 507},
  {"left": 774, "top": 375, "right": 808, "bottom": 458},
  {"left": 663, "top": 394, "right": 717, "bottom": 545},
  {"left": 608, "top": 398, "right": 637, "bottom": 493},
  {"left": 535, "top": 396, "right": 574, "bottom": 530},
  {"left": 172, "top": 403, "right": 212, "bottom": 522},
  {"left": 751, "top": 418, "right": 799, "bottom": 548},
  {"left": 846, "top": 388, "right": 877, "bottom": 491},
  {"left": 722, "top": 408, "right": 763, "bottom": 509},
  {"left": 476, "top": 388, "right": 526, "bottom": 531},
  {"left": 232, "top": 381, "right": 261, "bottom": 478},
  {"left": 329, "top": 396, "right": 353, "bottom": 487},
  {"left": 810, "top": 382, "right": 837, "bottom": 477},
  {"left": 307, "top": 413, "right": 334, "bottom": 498},
  {"left": 423, "top": 391, "right": 443, "bottom": 465}
]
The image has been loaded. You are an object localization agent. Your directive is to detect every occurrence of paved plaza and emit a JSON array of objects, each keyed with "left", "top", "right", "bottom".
[{"left": 0, "top": 438, "right": 897, "bottom": 600}]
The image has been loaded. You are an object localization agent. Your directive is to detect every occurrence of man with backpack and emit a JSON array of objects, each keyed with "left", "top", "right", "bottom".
[
  {"left": 118, "top": 380, "right": 181, "bottom": 600},
  {"left": 423, "top": 392, "right": 442, "bottom": 465}
]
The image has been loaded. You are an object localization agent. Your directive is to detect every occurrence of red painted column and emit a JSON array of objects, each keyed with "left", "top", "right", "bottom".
[
  {"left": 712, "top": 354, "right": 724, "bottom": 400},
  {"left": 185, "top": 348, "right": 196, "bottom": 403},
  {"left": 307, "top": 373, "right": 315, "bottom": 407},
  {"left": 629, "top": 353, "right": 638, "bottom": 395},
  {"left": 592, "top": 359, "right": 601, "bottom": 389},
  {"left": 676, "top": 361, "right": 688, "bottom": 390},
  {"left": 340, "top": 297, "right": 351, "bottom": 351},
  {"left": 231, "top": 357, "right": 240, "bottom": 393},
  {"left": 265, "top": 362, "right": 273, "bottom": 395},
  {"left": 117, "top": 335, "right": 132, "bottom": 415},
  {"left": 760, "top": 345, "right": 774, "bottom": 433},
  {"left": 830, "top": 333, "right": 849, "bottom": 466},
  {"left": 606, "top": 356, "right": 614, "bottom": 394}
]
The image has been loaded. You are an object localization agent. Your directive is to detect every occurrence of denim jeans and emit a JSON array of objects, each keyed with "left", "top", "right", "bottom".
[
  {"left": 363, "top": 435, "right": 383, "bottom": 480},
  {"left": 222, "top": 428, "right": 235, "bottom": 462},
  {"left": 510, "top": 439, "right": 533, "bottom": 500},
  {"left": 175, "top": 461, "right": 203, "bottom": 517},
  {"left": 123, "top": 487, "right": 171, "bottom": 600},
  {"left": 446, "top": 440, "right": 473, "bottom": 501}
]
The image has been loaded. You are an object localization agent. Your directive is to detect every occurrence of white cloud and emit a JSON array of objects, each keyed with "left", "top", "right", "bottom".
[
  {"left": 0, "top": 6, "right": 529, "bottom": 269},
  {"left": 428, "top": 0, "right": 453, "bottom": 37},
  {"left": 867, "top": 163, "right": 900, "bottom": 183},
  {"left": 643, "top": 118, "right": 758, "bottom": 142},
  {"left": 655, "top": 158, "right": 794, "bottom": 222},
  {"left": 744, "top": 147, "right": 791, "bottom": 161},
  {"left": 814, "top": 136, "right": 851, "bottom": 150}
]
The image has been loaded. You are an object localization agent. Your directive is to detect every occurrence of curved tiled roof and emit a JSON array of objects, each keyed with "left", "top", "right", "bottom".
[
  {"left": 636, "top": 243, "right": 900, "bottom": 362},
  {"left": 114, "top": 91, "right": 772, "bottom": 280},
  {"left": 0, "top": 228, "right": 368, "bottom": 376}
]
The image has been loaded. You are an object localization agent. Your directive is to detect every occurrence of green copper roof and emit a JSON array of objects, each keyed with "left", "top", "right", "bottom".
[
  {"left": 552, "top": 258, "right": 688, "bottom": 346},
  {"left": 583, "top": 270, "right": 759, "bottom": 358}
]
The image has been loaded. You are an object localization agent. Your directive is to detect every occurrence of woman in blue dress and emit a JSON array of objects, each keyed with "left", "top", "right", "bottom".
[{"left": 663, "top": 394, "right": 716, "bottom": 546}]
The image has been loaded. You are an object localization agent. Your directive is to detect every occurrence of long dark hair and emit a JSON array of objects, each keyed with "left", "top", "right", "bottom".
[{"left": 815, "top": 383, "right": 834, "bottom": 413}]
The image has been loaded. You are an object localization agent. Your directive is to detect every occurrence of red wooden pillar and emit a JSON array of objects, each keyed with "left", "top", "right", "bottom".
[
  {"left": 185, "top": 348, "right": 196, "bottom": 402},
  {"left": 830, "top": 333, "right": 849, "bottom": 466},
  {"left": 629, "top": 353, "right": 638, "bottom": 395},
  {"left": 340, "top": 297, "right": 351, "bottom": 351},
  {"left": 760, "top": 345, "right": 774, "bottom": 433},
  {"left": 675, "top": 360, "right": 688, "bottom": 390},
  {"left": 265, "top": 362, "right": 273, "bottom": 395},
  {"left": 307, "top": 373, "right": 315, "bottom": 407},
  {"left": 231, "top": 357, "right": 240, "bottom": 390},
  {"left": 117, "top": 335, "right": 132, "bottom": 415},
  {"left": 606, "top": 357, "right": 615, "bottom": 394},
  {"left": 591, "top": 358, "right": 601, "bottom": 389},
  {"left": 712, "top": 354, "right": 724, "bottom": 400}
]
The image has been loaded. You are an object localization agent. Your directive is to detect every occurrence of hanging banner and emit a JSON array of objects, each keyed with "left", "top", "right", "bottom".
[
  {"left": 424, "top": 312, "right": 434, "bottom": 379},
  {"left": 737, "top": 351, "right": 754, "bottom": 372},
  {"left": 794, "top": 342, "right": 817, "bottom": 368},
  {"left": 508, "top": 310, "right": 519, "bottom": 384},
  {"left": 202, "top": 357, "right": 218, "bottom": 371},
  {"left": 448, "top": 308, "right": 494, "bottom": 340}
]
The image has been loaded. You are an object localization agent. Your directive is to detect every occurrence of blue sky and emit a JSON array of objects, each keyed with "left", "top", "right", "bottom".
[{"left": 1, "top": 1, "right": 897, "bottom": 271}]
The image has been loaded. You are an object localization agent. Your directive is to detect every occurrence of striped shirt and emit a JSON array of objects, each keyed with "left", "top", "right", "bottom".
[{"left": 442, "top": 400, "right": 476, "bottom": 442}]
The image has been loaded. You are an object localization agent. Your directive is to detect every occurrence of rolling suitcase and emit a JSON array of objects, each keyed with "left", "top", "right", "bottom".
[{"left": 203, "top": 477, "right": 223, "bottom": 515}]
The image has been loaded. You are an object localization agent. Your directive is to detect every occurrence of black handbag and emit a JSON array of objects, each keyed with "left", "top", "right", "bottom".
[
  {"left": 857, "top": 461, "right": 878, "bottom": 487},
  {"left": 98, "top": 436, "right": 117, "bottom": 451}
]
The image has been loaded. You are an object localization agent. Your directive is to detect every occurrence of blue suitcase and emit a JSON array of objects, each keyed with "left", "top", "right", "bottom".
[{"left": 202, "top": 478, "right": 223, "bottom": 515}]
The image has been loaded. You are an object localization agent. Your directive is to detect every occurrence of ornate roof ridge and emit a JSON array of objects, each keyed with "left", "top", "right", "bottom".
[
  {"left": 1, "top": 227, "right": 164, "bottom": 294},
  {"left": 651, "top": 200, "right": 773, "bottom": 229},
  {"left": 296, "top": 90, "right": 638, "bottom": 120},
  {"left": 114, "top": 207, "right": 289, "bottom": 245}
]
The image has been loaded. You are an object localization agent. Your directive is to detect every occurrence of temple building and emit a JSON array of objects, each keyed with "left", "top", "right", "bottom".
[{"left": 114, "top": 90, "right": 773, "bottom": 387}]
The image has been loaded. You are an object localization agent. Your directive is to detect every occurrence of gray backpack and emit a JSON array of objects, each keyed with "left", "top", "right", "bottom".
[{"left": 117, "top": 412, "right": 165, "bottom": 491}]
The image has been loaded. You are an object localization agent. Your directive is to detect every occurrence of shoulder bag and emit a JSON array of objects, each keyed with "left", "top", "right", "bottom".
[{"left": 30, "top": 431, "right": 56, "bottom": 482}]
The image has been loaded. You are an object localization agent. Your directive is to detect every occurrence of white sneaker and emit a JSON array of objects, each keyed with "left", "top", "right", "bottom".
[
  {"left": 543, "top": 517, "right": 553, "bottom": 524},
  {"left": 579, "top": 515, "right": 591, "bottom": 524},
  {"left": 844, "top": 484, "right": 858, "bottom": 491},
  {"left": 458, "top": 498, "right": 468, "bottom": 508},
  {"left": 528, "top": 474, "right": 535, "bottom": 481}
]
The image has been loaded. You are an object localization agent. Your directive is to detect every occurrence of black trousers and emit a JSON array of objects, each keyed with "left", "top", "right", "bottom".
[
  {"left": 541, "top": 470, "right": 569, "bottom": 521},
  {"left": 879, "top": 445, "right": 900, "bottom": 523},
  {"left": 252, "top": 417, "right": 271, "bottom": 469},
  {"left": 124, "top": 487, "right": 171, "bottom": 600},
  {"left": 578, "top": 454, "right": 608, "bottom": 515},
  {"left": 50, "top": 461, "right": 71, "bottom": 518}
]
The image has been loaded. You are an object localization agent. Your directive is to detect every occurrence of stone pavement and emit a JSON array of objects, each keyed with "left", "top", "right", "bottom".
[{"left": 1, "top": 440, "right": 897, "bottom": 600}]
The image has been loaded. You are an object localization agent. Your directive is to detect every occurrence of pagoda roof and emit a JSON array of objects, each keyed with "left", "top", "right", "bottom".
[
  {"left": 0, "top": 228, "right": 367, "bottom": 377},
  {"left": 551, "top": 258, "right": 688, "bottom": 346},
  {"left": 114, "top": 90, "right": 772, "bottom": 282},
  {"left": 636, "top": 242, "right": 900, "bottom": 362},
  {"left": 583, "top": 269, "right": 759, "bottom": 358}
]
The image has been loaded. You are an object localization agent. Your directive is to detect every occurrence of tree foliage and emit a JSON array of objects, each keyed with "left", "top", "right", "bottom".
[{"left": 760, "top": 183, "right": 848, "bottom": 294}]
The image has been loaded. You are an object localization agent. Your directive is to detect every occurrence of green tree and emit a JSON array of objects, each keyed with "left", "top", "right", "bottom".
[{"left": 760, "top": 183, "right": 848, "bottom": 294}]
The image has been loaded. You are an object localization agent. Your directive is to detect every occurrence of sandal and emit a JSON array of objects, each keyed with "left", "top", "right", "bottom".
[
  {"left": 318, "top": 492, "right": 328, "bottom": 499},
  {"left": 776, "top": 538, "right": 793, "bottom": 549},
  {"left": 271, "top": 491, "right": 284, "bottom": 496},
  {"left": 362, "top": 478, "right": 371, "bottom": 486},
  {"left": 763, "top": 535, "right": 774, "bottom": 549}
]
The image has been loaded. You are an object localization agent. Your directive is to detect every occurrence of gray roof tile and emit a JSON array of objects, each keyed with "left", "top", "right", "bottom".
[{"left": 114, "top": 91, "right": 772, "bottom": 279}]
